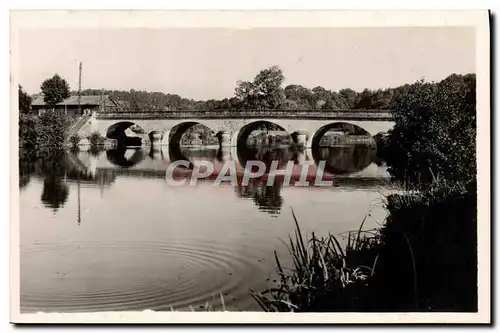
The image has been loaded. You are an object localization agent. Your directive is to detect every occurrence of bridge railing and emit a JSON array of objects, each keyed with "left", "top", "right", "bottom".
[{"left": 95, "top": 109, "right": 393, "bottom": 120}]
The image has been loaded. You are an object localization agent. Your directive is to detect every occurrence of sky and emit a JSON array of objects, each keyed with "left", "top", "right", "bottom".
[{"left": 16, "top": 27, "right": 475, "bottom": 100}]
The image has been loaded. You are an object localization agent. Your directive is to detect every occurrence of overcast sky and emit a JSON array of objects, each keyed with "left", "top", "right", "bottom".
[{"left": 17, "top": 27, "right": 475, "bottom": 100}]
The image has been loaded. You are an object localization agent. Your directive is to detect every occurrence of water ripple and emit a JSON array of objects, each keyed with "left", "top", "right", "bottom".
[{"left": 20, "top": 240, "right": 269, "bottom": 312}]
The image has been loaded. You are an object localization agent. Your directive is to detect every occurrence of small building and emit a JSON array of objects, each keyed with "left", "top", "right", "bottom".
[{"left": 31, "top": 95, "right": 120, "bottom": 117}]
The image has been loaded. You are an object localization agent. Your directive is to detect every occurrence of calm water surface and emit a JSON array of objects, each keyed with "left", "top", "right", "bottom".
[{"left": 20, "top": 145, "right": 393, "bottom": 312}]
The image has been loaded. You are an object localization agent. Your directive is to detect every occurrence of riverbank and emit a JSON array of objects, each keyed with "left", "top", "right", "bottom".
[{"left": 251, "top": 180, "right": 477, "bottom": 312}]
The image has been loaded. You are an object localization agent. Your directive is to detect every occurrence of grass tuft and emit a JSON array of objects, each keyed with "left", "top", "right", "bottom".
[{"left": 250, "top": 208, "right": 379, "bottom": 312}]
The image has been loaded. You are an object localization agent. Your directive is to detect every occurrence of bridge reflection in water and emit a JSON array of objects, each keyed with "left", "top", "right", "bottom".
[{"left": 20, "top": 144, "right": 391, "bottom": 217}]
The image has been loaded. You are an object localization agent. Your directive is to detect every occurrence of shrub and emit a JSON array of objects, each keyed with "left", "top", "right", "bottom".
[
  {"left": 24, "top": 111, "right": 70, "bottom": 157},
  {"left": 88, "top": 131, "right": 105, "bottom": 147},
  {"left": 19, "top": 114, "right": 38, "bottom": 152},
  {"left": 69, "top": 134, "right": 80, "bottom": 149}
]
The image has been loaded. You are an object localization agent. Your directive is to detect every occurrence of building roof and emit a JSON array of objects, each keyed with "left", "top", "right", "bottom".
[{"left": 32, "top": 95, "right": 111, "bottom": 107}]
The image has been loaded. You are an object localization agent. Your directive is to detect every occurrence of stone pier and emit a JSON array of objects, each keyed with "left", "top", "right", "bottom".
[
  {"left": 294, "top": 130, "right": 309, "bottom": 147},
  {"left": 219, "top": 131, "right": 232, "bottom": 147},
  {"left": 150, "top": 131, "right": 162, "bottom": 145}
]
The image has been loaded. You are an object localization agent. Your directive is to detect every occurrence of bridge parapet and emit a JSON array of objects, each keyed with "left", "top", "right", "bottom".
[{"left": 95, "top": 109, "right": 393, "bottom": 120}]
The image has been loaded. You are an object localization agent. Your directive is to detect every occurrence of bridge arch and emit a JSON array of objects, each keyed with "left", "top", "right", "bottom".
[
  {"left": 168, "top": 121, "right": 217, "bottom": 147},
  {"left": 309, "top": 122, "right": 372, "bottom": 148},
  {"left": 89, "top": 113, "right": 394, "bottom": 149},
  {"left": 106, "top": 121, "right": 149, "bottom": 147},
  {"left": 231, "top": 120, "right": 292, "bottom": 147}
]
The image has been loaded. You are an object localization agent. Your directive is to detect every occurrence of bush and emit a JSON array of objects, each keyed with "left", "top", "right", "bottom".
[
  {"left": 36, "top": 111, "right": 70, "bottom": 156},
  {"left": 19, "top": 111, "right": 69, "bottom": 158},
  {"left": 385, "top": 74, "right": 476, "bottom": 187},
  {"left": 69, "top": 134, "right": 80, "bottom": 149},
  {"left": 88, "top": 131, "right": 105, "bottom": 147},
  {"left": 19, "top": 114, "right": 38, "bottom": 152}
]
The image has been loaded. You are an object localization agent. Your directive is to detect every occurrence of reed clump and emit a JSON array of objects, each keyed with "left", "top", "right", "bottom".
[{"left": 250, "top": 210, "right": 380, "bottom": 312}]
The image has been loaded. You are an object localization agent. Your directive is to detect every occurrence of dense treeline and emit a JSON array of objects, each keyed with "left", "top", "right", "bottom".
[
  {"left": 67, "top": 66, "right": 444, "bottom": 111},
  {"left": 72, "top": 84, "right": 408, "bottom": 111}
]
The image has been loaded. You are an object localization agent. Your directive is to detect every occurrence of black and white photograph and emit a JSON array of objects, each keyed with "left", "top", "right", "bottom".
[{"left": 9, "top": 10, "right": 490, "bottom": 324}]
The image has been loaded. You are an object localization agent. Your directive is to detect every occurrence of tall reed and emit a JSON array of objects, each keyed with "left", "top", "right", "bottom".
[{"left": 250, "top": 209, "right": 379, "bottom": 312}]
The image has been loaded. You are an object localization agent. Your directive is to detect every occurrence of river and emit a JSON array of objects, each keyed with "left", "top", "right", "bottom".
[{"left": 19, "top": 144, "right": 393, "bottom": 312}]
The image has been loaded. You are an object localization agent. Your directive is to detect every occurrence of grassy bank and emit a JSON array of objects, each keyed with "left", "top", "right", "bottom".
[
  {"left": 252, "top": 181, "right": 477, "bottom": 312},
  {"left": 375, "top": 180, "right": 477, "bottom": 311}
]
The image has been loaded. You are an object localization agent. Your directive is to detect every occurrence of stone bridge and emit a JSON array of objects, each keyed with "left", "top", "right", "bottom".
[{"left": 77, "top": 109, "right": 394, "bottom": 148}]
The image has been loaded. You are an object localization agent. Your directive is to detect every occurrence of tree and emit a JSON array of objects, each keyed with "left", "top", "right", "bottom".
[
  {"left": 330, "top": 91, "right": 350, "bottom": 109},
  {"left": 40, "top": 74, "right": 70, "bottom": 109},
  {"left": 371, "top": 89, "right": 393, "bottom": 109},
  {"left": 384, "top": 74, "right": 476, "bottom": 186},
  {"left": 311, "top": 86, "right": 332, "bottom": 109},
  {"left": 235, "top": 80, "right": 257, "bottom": 108},
  {"left": 235, "top": 65, "right": 286, "bottom": 109},
  {"left": 18, "top": 85, "right": 32, "bottom": 114},
  {"left": 284, "top": 84, "right": 314, "bottom": 109},
  {"left": 354, "top": 88, "right": 374, "bottom": 109},
  {"left": 338, "top": 88, "right": 360, "bottom": 109}
]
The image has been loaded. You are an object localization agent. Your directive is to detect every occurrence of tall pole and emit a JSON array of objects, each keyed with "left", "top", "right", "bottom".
[
  {"left": 77, "top": 175, "right": 81, "bottom": 226},
  {"left": 100, "top": 88, "right": 104, "bottom": 112},
  {"left": 77, "top": 61, "right": 82, "bottom": 115},
  {"left": 77, "top": 61, "right": 83, "bottom": 225}
]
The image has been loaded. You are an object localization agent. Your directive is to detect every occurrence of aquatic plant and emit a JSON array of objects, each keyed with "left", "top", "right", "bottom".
[{"left": 250, "top": 210, "right": 379, "bottom": 312}]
